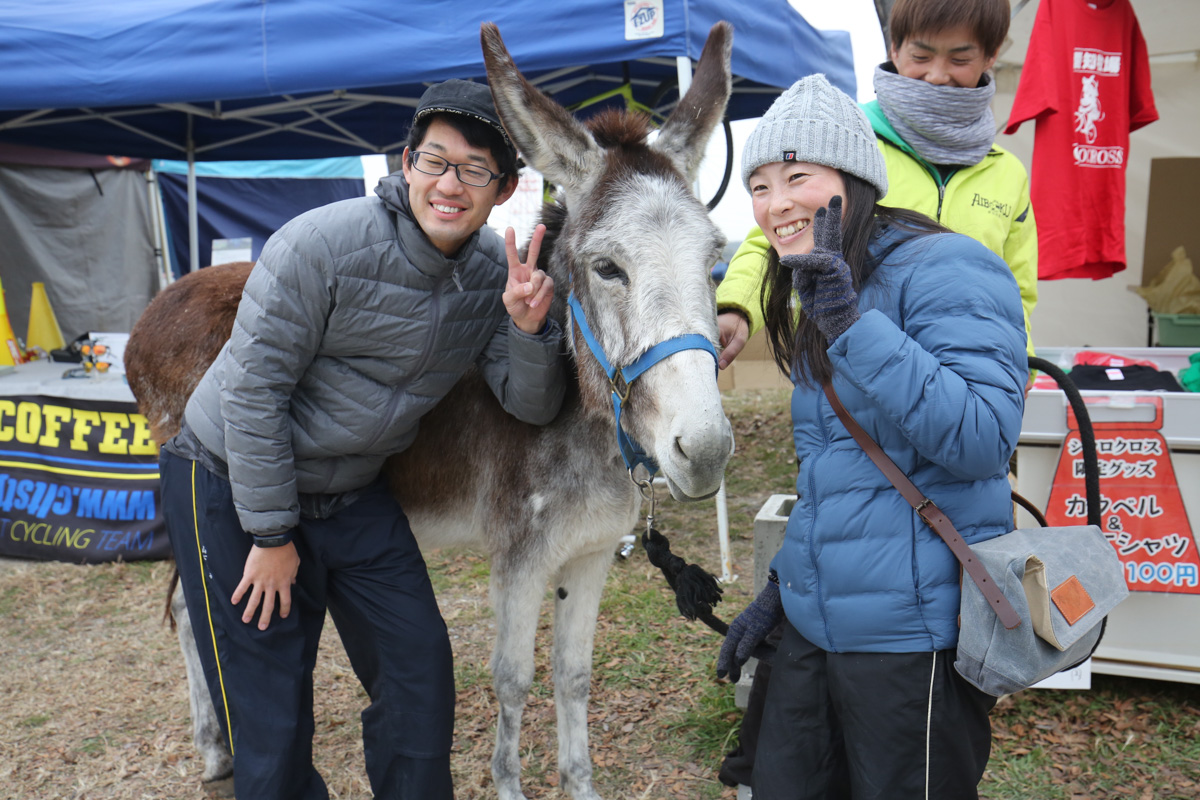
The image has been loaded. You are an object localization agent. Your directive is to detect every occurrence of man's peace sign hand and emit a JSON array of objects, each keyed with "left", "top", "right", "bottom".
[{"left": 503, "top": 224, "right": 553, "bottom": 334}]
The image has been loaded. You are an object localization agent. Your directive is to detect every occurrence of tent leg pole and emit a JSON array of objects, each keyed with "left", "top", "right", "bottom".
[
  {"left": 675, "top": 55, "right": 693, "bottom": 95},
  {"left": 187, "top": 155, "right": 199, "bottom": 273},
  {"left": 187, "top": 125, "right": 199, "bottom": 273},
  {"left": 716, "top": 478, "right": 735, "bottom": 584},
  {"left": 146, "top": 170, "right": 172, "bottom": 290}
]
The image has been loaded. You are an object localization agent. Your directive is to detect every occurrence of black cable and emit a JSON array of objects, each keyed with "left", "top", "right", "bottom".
[{"left": 1029, "top": 356, "right": 1102, "bottom": 527}]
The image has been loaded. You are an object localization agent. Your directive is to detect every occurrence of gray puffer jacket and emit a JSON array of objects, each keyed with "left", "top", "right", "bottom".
[{"left": 183, "top": 173, "right": 566, "bottom": 536}]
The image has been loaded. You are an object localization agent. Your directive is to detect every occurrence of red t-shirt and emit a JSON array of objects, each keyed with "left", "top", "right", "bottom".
[{"left": 1004, "top": 0, "right": 1158, "bottom": 280}]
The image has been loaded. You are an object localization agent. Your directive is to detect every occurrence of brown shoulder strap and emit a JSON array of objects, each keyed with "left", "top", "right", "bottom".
[{"left": 822, "top": 383, "right": 1021, "bottom": 630}]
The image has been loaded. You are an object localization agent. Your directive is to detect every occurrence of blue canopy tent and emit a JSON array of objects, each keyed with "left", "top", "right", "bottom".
[{"left": 0, "top": 0, "right": 854, "bottom": 270}]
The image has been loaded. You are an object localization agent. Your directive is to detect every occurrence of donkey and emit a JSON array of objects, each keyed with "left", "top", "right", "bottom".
[{"left": 125, "top": 21, "right": 735, "bottom": 800}]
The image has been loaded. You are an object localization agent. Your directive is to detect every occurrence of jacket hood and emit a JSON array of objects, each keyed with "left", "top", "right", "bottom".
[
  {"left": 862, "top": 97, "right": 907, "bottom": 153},
  {"left": 374, "top": 170, "right": 408, "bottom": 211},
  {"left": 374, "top": 172, "right": 482, "bottom": 272}
]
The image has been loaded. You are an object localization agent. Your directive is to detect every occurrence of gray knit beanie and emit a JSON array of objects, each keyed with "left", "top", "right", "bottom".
[{"left": 741, "top": 74, "right": 888, "bottom": 197}]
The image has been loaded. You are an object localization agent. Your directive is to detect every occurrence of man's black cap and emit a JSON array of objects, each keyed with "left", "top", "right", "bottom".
[{"left": 414, "top": 79, "right": 513, "bottom": 151}]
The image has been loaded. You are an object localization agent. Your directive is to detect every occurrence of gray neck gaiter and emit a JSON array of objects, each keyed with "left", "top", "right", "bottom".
[{"left": 874, "top": 63, "right": 996, "bottom": 167}]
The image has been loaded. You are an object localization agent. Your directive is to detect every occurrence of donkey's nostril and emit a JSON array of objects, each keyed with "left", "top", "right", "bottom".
[
  {"left": 672, "top": 431, "right": 700, "bottom": 462},
  {"left": 673, "top": 414, "right": 735, "bottom": 466}
]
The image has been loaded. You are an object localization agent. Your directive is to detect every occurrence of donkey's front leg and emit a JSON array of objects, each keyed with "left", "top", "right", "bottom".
[
  {"left": 172, "top": 582, "right": 235, "bottom": 793},
  {"left": 552, "top": 545, "right": 618, "bottom": 800},
  {"left": 489, "top": 555, "right": 549, "bottom": 800}
]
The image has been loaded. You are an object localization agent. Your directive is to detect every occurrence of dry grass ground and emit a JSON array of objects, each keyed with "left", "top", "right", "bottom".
[{"left": 1, "top": 387, "right": 1197, "bottom": 799}]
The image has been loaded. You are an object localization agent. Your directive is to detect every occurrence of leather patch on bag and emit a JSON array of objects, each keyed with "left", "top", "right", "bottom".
[{"left": 1051, "top": 575, "right": 1095, "bottom": 625}]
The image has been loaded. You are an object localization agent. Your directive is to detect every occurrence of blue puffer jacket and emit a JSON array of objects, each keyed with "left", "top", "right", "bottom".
[{"left": 772, "top": 222, "right": 1027, "bottom": 653}]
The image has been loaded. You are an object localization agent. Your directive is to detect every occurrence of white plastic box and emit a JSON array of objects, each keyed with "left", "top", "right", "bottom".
[
  {"left": 1018, "top": 347, "right": 1200, "bottom": 684},
  {"left": 746, "top": 348, "right": 1200, "bottom": 686}
]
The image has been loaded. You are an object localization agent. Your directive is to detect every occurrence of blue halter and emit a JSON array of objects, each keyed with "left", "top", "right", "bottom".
[{"left": 567, "top": 290, "right": 718, "bottom": 476}]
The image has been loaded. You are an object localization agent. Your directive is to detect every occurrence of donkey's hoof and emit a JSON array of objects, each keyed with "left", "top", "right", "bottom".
[{"left": 201, "top": 774, "right": 236, "bottom": 798}]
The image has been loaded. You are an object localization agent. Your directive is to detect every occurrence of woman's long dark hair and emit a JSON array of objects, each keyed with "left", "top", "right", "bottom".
[{"left": 760, "top": 172, "right": 949, "bottom": 386}]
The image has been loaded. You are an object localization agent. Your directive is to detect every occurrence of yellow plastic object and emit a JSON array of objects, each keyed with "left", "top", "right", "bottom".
[
  {"left": 26, "top": 282, "right": 65, "bottom": 353},
  {"left": 0, "top": 286, "right": 22, "bottom": 365}
]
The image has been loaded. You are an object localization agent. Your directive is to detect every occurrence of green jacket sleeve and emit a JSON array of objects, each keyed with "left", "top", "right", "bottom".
[
  {"left": 1003, "top": 175, "right": 1039, "bottom": 358},
  {"left": 715, "top": 226, "right": 771, "bottom": 336}
]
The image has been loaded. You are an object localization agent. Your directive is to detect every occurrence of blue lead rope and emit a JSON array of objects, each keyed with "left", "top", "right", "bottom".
[{"left": 567, "top": 290, "right": 718, "bottom": 475}]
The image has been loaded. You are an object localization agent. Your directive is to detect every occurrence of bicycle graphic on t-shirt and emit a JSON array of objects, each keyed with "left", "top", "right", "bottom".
[{"left": 1074, "top": 74, "right": 1106, "bottom": 144}]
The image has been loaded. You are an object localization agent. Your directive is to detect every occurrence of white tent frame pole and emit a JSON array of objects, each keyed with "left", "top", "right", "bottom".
[
  {"left": 675, "top": 55, "right": 693, "bottom": 97},
  {"left": 145, "top": 169, "right": 173, "bottom": 291},
  {"left": 674, "top": 55, "right": 734, "bottom": 582},
  {"left": 187, "top": 114, "right": 199, "bottom": 273}
]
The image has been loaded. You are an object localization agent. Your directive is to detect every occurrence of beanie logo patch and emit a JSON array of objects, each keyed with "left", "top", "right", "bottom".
[{"left": 783, "top": 151, "right": 796, "bottom": 162}]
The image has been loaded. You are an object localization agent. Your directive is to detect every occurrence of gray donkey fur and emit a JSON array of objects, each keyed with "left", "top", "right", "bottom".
[{"left": 127, "top": 21, "right": 735, "bottom": 800}]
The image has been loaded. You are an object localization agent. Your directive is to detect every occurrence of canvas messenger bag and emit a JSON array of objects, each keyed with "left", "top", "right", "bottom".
[{"left": 822, "top": 382, "right": 1129, "bottom": 697}]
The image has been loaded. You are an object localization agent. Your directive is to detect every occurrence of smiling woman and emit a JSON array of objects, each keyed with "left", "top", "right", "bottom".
[
  {"left": 716, "top": 70, "right": 1028, "bottom": 798},
  {"left": 748, "top": 162, "right": 846, "bottom": 257}
]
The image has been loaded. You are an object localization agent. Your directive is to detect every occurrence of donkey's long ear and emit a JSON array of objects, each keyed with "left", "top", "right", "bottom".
[
  {"left": 652, "top": 22, "right": 733, "bottom": 183},
  {"left": 481, "top": 23, "right": 603, "bottom": 200}
]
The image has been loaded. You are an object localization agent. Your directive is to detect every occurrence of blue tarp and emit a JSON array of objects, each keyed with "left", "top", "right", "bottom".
[
  {"left": 153, "top": 158, "right": 365, "bottom": 277},
  {"left": 0, "top": 0, "right": 853, "bottom": 160}
]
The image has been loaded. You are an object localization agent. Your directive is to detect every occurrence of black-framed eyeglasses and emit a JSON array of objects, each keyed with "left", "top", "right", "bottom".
[{"left": 409, "top": 151, "right": 503, "bottom": 188}]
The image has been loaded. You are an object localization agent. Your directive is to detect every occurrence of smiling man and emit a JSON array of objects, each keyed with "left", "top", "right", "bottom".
[{"left": 158, "top": 79, "right": 566, "bottom": 800}]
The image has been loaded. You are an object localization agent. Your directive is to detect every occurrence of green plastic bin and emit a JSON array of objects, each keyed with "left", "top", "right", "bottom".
[{"left": 1154, "top": 313, "right": 1200, "bottom": 347}]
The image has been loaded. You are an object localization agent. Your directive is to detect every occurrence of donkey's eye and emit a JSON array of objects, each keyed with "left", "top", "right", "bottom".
[{"left": 594, "top": 259, "right": 628, "bottom": 284}]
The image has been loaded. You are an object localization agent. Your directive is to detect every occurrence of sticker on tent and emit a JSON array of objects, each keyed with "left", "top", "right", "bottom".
[{"left": 625, "top": 0, "right": 663, "bottom": 40}]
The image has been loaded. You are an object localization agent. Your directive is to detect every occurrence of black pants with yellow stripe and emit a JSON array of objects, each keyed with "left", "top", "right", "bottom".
[{"left": 161, "top": 451, "right": 455, "bottom": 800}]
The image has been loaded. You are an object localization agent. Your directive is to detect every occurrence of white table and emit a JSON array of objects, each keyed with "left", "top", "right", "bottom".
[
  {"left": 1018, "top": 346, "right": 1200, "bottom": 685},
  {"left": 0, "top": 358, "right": 137, "bottom": 402}
]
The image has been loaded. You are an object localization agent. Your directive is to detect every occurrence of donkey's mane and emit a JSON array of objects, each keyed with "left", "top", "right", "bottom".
[
  {"left": 585, "top": 108, "right": 653, "bottom": 148},
  {"left": 530, "top": 200, "right": 571, "bottom": 334}
]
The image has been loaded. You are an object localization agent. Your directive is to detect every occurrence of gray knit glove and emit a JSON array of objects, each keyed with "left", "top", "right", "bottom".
[
  {"left": 717, "top": 579, "right": 783, "bottom": 682},
  {"left": 780, "top": 195, "right": 860, "bottom": 344}
]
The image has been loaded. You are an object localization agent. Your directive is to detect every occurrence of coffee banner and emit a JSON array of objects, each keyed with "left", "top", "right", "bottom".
[{"left": 0, "top": 395, "right": 167, "bottom": 563}]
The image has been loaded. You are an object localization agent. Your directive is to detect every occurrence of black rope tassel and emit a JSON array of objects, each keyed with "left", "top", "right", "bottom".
[
  {"left": 641, "top": 527, "right": 724, "bottom": 620},
  {"left": 642, "top": 526, "right": 777, "bottom": 660}
]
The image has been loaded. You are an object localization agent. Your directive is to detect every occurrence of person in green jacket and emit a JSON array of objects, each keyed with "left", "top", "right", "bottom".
[{"left": 716, "top": 0, "right": 1037, "bottom": 375}]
